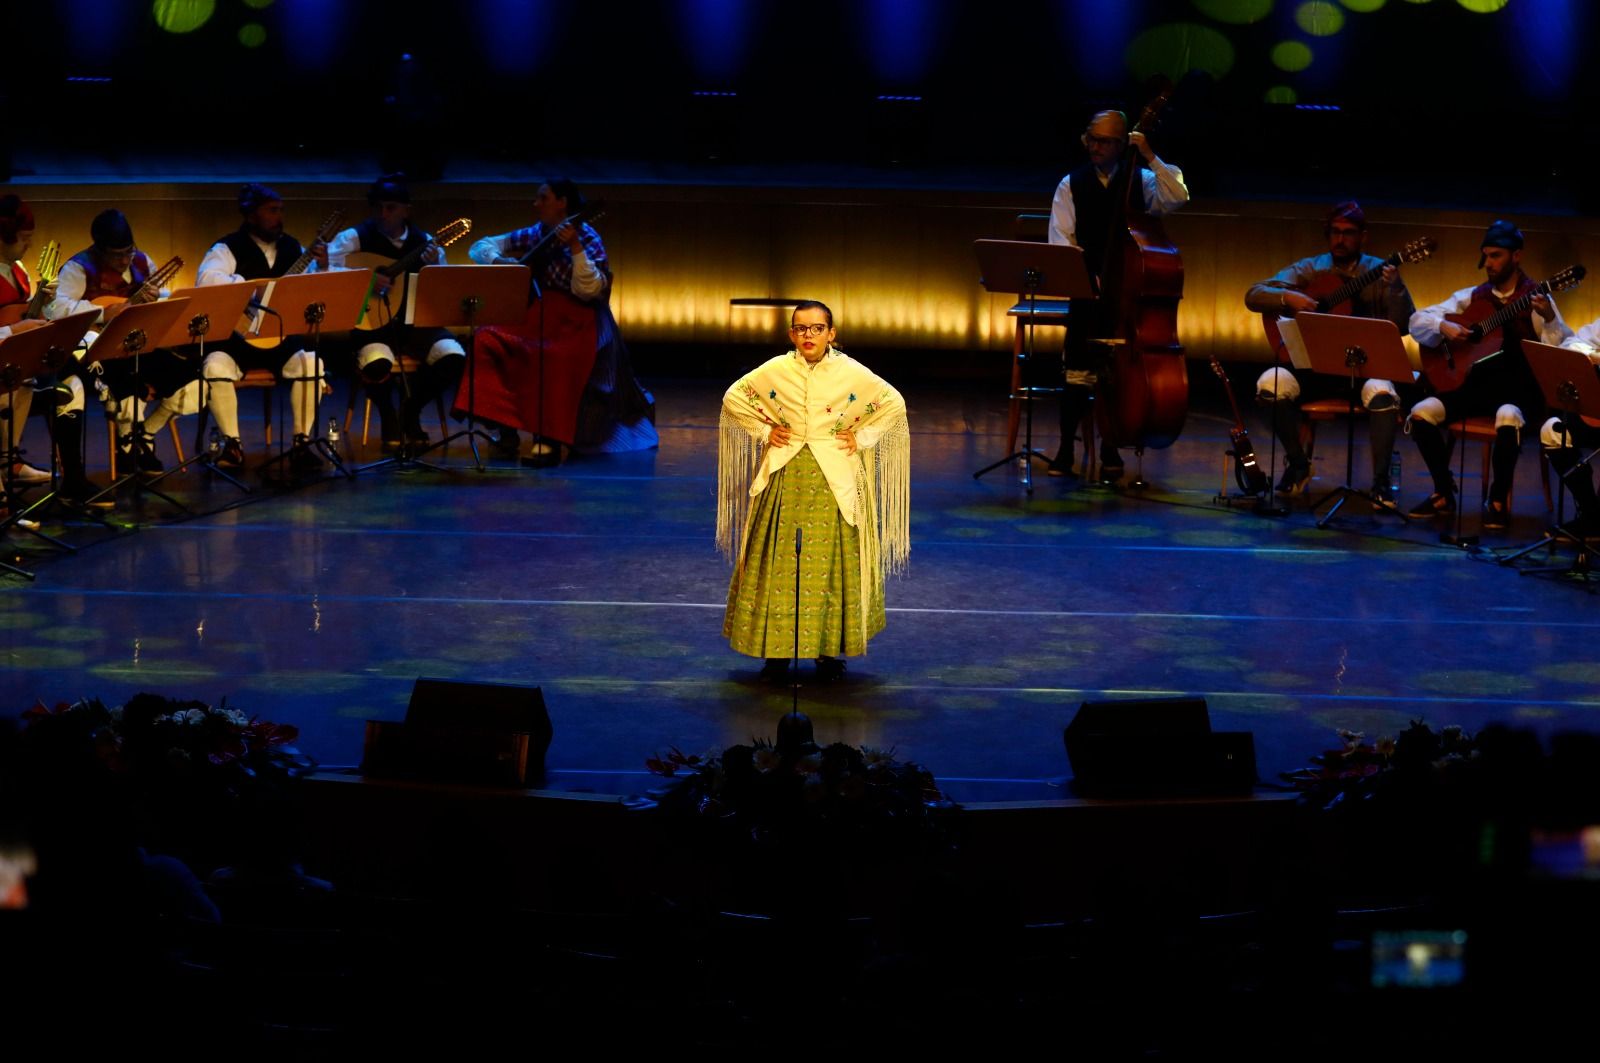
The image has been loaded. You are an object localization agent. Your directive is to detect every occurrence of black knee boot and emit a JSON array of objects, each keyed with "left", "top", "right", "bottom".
[
  {"left": 403, "top": 357, "right": 463, "bottom": 441},
  {"left": 1410, "top": 419, "right": 1456, "bottom": 498},
  {"left": 1051, "top": 383, "right": 1093, "bottom": 474},
  {"left": 1547, "top": 444, "right": 1599, "bottom": 521},
  {"left": 1367, "top": 397, "right": 1399, "bottom": 493},
  {"left": 367, "top": 378, "right": 400, "bottom": 446},
  {"left": 1489, "top": 425, "right": 1520, "bottom": 506},
  {"left": 54, "top": 412, "right": 92, "bottom": 499},
  {"left": 1264, "top": 398, "right": 1310, "bottom": 492}
]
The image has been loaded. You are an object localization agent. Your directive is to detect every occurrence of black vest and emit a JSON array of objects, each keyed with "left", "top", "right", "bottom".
[
  {"left": 1068, "top": 162, "right": 1148, "bottom": 280},
  {"left": 219, "top": 228, "right": 305, "bottom": 280},
  {"left": 354, "top": 218, "right": 429, "bottom": 261}
]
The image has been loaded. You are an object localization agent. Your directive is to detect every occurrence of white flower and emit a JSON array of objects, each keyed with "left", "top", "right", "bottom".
[
  {"left": 223, "top": 709, "right": 248, "bottom": 726},
  {"left": 180, "top": 708, "right": 208, "bottom": 726}
]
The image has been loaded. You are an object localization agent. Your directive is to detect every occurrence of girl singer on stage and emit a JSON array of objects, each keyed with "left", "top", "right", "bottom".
[{"left": 717, "top": 301, "right": 910, "bottom": 683}]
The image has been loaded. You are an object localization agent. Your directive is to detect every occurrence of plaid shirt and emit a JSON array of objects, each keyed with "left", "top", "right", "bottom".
[{"left": 503, "top": 222, "right": 609, "bottom": 295}]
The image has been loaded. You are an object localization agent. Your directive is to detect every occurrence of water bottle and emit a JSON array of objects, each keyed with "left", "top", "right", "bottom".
[
  {"left": 1388, "top": 449, "right": 1402, "bottom": 497},
  {"left": 208, "top": 426, "right": 221, "bottom": 455},
  {"left": 327, "top": 417, "right": 341, "bottom": 444}
]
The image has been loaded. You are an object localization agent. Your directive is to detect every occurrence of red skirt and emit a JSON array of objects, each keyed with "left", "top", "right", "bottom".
[{"left": 453, "top": 289, "right": 598, "bottom": 444}]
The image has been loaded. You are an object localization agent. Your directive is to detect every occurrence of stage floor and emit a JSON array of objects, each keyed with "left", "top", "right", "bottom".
[{"left": 4, "top": 377, "right": 1598, "bottom": 801}]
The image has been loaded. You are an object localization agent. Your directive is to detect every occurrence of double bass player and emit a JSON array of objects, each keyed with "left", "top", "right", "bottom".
[{"left": 1047, "top": 107, "right": 1189, "bottom": 481}]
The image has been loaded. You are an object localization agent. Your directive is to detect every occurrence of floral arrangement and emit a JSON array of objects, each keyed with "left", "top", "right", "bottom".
[
  {"left": 20, "top": 693, "right": 313, "bottom": 799},
  {"left": 1282, "top": 720, "right": 1477, "bottom": 812},
  {"left": 637, "top": 737, "right": 956, "bottom": 852}
]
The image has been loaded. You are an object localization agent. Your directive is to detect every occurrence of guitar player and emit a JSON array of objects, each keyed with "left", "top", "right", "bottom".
[
  {"left": 326, "top": 173, "right": 464, "bottom": 451},
  {"left": 46, "top": 208, "right": 191, "bottom": 478},
  {"left": 1405, "top": 220, "right": 1572, "bottom": 528},
  {"left": 190, "top": 182, "right": 331, "bottom": 473},
  {"left": 1243, "top": 201, "right": 1416, "bottom": 502}
]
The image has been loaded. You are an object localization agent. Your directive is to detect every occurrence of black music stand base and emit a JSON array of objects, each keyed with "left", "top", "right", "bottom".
[{"left": 1310, "top": 369, "right": 1409, "bottom": 530}]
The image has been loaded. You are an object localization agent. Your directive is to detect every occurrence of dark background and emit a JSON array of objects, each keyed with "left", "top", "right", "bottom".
[{"left": 5, "top": 1, "right": 1596, "bottom": 211}]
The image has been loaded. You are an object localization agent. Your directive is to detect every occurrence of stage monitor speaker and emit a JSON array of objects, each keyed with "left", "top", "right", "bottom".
[
  {"left": 360, "top": 678, "right": 553, "bottom": 787},
  {"left": 1063, "top": 697, "right": 1256, "bottom": 798}
]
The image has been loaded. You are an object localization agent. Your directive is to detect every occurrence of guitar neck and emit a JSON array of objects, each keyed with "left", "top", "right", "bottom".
[
  {"left": 1321, "top": 255, "right": 1394, "bottom": 311},
  {"left": 1477, "top": 284, "right": 1543, "bottom": 337},
  {"left": 1209, "top": 355, "right": 1250, "bottom": 432}
]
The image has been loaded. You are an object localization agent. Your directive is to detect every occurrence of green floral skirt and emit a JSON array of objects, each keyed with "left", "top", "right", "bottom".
[{"left": 723, "top": 447, "right": 885, "bottom": 659}]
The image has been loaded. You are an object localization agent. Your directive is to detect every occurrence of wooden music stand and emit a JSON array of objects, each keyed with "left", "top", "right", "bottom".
[
  {"left": 381, "top": 263, "right": 532, "bottom": 472},
  {"left": 141, "top": 282, "right": 263, "bottom": 492},
  {"left": 79, "top": 298, "right": 193, "bottom": 511},
  {"left": 254, "top": 269, "right": 373, "bottom": 479},
  {"left": 1294, "top": 312, "right": 1415, "bottom": 528},
  {"left": 1, "top": 312, "right": 99, "bottom": 575},
  {"left": 971, "top": 239, "right": 1095, "bottom": 495},
  {"left": 1499, "top": 340, "right": 1600, "bottom": 583}
]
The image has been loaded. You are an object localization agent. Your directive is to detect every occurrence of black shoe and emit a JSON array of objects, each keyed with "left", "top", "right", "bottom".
[
  {"left": 1046, "top": 446, "right": 1075, "bottom": 478},
  {"left": 814, "top": 656, "right": 847, "bottom": 682},
  {"left": 759, "top": 658, "right": 791, "bottom": 685},
  {"left": 1558, "top": 514, "right": 1600, "bottom": 542},
  {"left": 1098, "top": 462, "right": 1125, "bottom": 484},
  {"left": 1407, "top": 492, "right": 1456, "bottom": 518},
  {"left": 489, "top": 428, "right": 521, "bottom": 459},
  {"left": 215, "top": 437, "right": 245, "bottom": 470},
  {"left": 116, "top": 436, "right": 163, "bottom": 476},
  {"left": 380, "top": 436, "right": 404, "bottom": 453},
  {"left": 1482, "top": 498, "right": 1509, "bottom": 531},
  {"left": 61, "top": 477, "right": 114, "bottom": 510},
  {"left": 1276, "top": 463, "right": 1311, "bottom": 495},
  {"left": 290, "top": 435, "right": 324, "bottom": 475}
]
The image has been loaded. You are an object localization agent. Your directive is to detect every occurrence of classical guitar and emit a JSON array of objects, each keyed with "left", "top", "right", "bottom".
[
  {"left": 347, "top": 217, "right": 473, "bottom": 328},
  {"left": 1419, "top": 264, "right": 1586, "bottom": 394},
  {"left": 1208, "top": 353, "right": 1268, "bottom": 495},
  {"left": 1262, "top": 236, "right": 1438, "bottom": 362},
  {"left": 0, "top": 240, "right": 60, "bottom": 326},
  {"left": 241, "top": 210, "right": 346, "bottom": 346},
  {"left": 90, "top": 255, "right": 184, "bottom": 309}
]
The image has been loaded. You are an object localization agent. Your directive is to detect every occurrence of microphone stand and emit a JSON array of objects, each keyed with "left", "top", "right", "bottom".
[{"left": 775, "top": 524, "right": 816, "bottom": 756}]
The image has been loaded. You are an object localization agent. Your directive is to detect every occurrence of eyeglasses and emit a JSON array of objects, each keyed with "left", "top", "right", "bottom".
[
  {"left": 790, "top": 323, "right": 830, "bottom": 337},
  {"left": 1082, "top": 134, "right": 1124, "bottom": 149}
]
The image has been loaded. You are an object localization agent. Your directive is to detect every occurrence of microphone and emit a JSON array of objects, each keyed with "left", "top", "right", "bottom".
[{"left": 246, "top": 298, "right": 282, "bottom": 318}]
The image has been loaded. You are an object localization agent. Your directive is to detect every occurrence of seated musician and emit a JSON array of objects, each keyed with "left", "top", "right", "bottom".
[
  {"left": 193, "top": 183, "right": 328, "bottom": 473},
  {"left": 1244, "top": 201, "right": 1415, "bottom": 499},
  {"left": 46, "top": 209, "right": 194, "bottom": 477},
  {"left": 1405, "top": 220, "right": 1572, "bottom": 528},
  {"left": 0, "top": 194, "right": 55, "bottom": 488},
  {"left": 326, "top": 174, "right": 463, "bottom": 451},
  {"left": 465, "top": 177, "right": 657, "bottom": 466},
  {"left": 1047, "top": 108, "right": 1188, "bottom": 480},
  {"left": 1545, "top": 324, "right": 1600, "bottom": 538}
]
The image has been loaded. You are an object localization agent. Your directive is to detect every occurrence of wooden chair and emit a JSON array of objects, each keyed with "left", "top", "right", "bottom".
[{"left": 1004, "top": 214, "right": 1094, "bottom": 476}]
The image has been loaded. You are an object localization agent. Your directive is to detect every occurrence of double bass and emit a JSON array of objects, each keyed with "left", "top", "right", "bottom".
[{"left": 1094, "top": 86, "right": 1187, "bottom": 461}]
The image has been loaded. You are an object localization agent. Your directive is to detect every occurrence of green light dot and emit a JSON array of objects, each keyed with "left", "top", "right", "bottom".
[
  {"left": 239, "top": 22, "right": 267, "bottom": 47},
  {"left": 1295, "top": 0, "right": 1346, "bottom": 34},
  {"left": 1265, "top": 85, "right": 1300, "bottom": 104},
  {"left": 1341, "top": 0, "right": 1387, "bottom": 10},
  {"left": 1126, "top": 22, "right": 1237, "bottom": 82},
  {"left": 1271, "top": 40, "right": 1314, "bottom": 71},
  {"left": 151, "top": 0, "right": 216, "bottom": 33},
  {"left": 1190, "top": 0, "right": 1275, "bottom": 23},
  {"left": 1455, "top": 0, "right": 1509, "bottom": 10}
]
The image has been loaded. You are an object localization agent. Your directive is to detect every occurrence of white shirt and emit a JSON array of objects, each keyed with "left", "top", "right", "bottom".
[
  {"left": 195, "top": 232, "right": 321, "bottom": 287},
  {"left": 325, "top": 225, "right": 449, "bottom": 270},
  {"left": 468, "top": 230, "right": 605, "bottom": 301},
  {"left": 1047, "top": 156, "right": 1189, "bottom": 248},
  {"left": 1561, "top": 319, "right": 1600, "bottom": 366},
  {"left": 46, "top": 254, "right": 170, "bottom": 325},
  {"left": 1409, "top": 281, "right": 1572, "bottom": 349}
]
